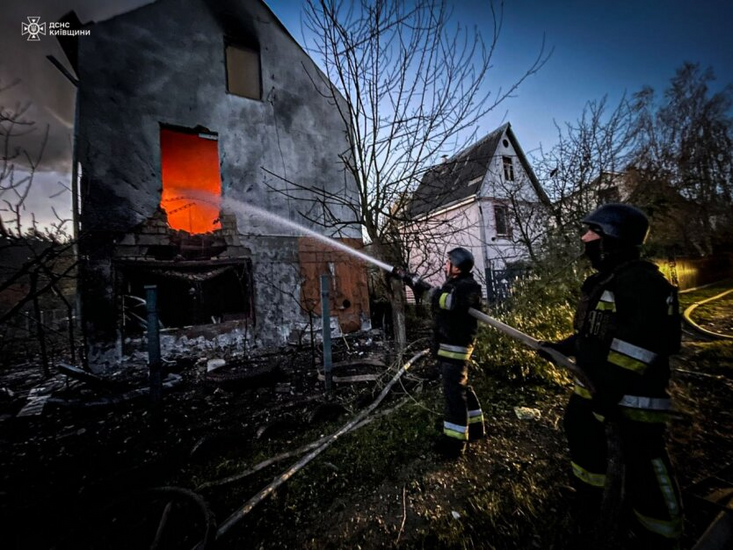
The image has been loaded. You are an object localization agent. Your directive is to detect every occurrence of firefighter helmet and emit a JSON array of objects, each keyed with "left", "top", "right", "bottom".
[
  {"left": 582, "top": 203, "right": 649, "bottom": 245},
  {"left": 447, "top": 247, "right": 474, "bottom": 273}
]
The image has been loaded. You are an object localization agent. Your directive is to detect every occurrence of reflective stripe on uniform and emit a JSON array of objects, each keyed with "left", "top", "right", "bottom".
[
  {"left": 652, "top": 458, "right": 681, "bottom": 518},
  {"left": 574, "top": 383, "right": 592, "bottom": 399},
  {"left": 439, "top": 292, "right": 453, "bottom": 310},
  {"left": 571, "top": 461, "right": 606, "bottom": 488},
  {"left": 468, "top": 409, "right": 484, "bottom": 424},
  {"left": 438, "top": 344, "right": 473, "bottom": 360},
  {"left": 633, "top": 507, "right": 682, "bottom": 539},
  {"left": 619, "top": 409, "right": 669, "bottom": 423},
  {"left": 443, "top": 421, "right": 469, "bottom": 440},
  {"left": 608, "top": 338, "right": 658, "bottom": 374},
  {"left": 611, "top": 339, "right": 658, "bottom": 364},
  {"left": 618, "top": 394, "right": 672, "bottom": 423},
  {"left": 596, "top": 290, "right": 616, "bottom": 311},
  {"left": 618, "top": 395, "right": 671, "bottom": 411}
]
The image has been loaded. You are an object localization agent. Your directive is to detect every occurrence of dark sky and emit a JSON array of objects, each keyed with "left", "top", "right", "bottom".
[{"left": 2, "top": 0, "right": 732, "bottom": 227}]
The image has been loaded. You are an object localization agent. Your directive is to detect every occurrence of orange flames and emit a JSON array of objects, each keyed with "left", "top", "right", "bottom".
[{"left": 160, "top": 128, "right": 222, "bottom": 234}]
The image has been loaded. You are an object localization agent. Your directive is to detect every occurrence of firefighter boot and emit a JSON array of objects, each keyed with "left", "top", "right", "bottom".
[
  {"left": 434, "top": 435, "right": 466, "bottom": 459},
  {"left": 467, "top": 387, "right": 485, "bottom": 441},
  {"left": 468, "top": 419, "right": 485, "bottom": 441}
]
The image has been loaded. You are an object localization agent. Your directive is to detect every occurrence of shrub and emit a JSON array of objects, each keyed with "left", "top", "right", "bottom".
[{"left": 473, "top": 262, "right": 588, "bottom": 386}]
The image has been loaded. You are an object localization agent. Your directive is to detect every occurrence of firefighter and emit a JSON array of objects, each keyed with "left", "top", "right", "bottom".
[
  {"left": 539, "top": 203, "right": 682, "bottom": 548},
  {"left": 398, "top": 247, "right": 486, "bottom": 458}
]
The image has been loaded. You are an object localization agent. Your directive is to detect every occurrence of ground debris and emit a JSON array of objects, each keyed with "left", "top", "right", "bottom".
[{"left": 513, "top": 406, "right": 542, "bottom": 421}]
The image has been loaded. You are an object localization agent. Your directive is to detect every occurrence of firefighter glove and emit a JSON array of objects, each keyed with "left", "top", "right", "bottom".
[{"left": 392, "top": 267, "right": 431, "bottom": 297}]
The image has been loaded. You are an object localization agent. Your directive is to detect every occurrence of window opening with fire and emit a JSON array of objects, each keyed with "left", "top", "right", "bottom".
[{"left": 160, "top": 127, "right": 222, "bottom": 234}]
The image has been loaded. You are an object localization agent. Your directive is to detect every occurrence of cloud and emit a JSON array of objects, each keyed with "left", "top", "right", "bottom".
[
  {"left": 1, "top": 0, "right": 154, "bottom": 173},
  {"left": 1, "top": 169, "right": 73, "bottom": 234}
]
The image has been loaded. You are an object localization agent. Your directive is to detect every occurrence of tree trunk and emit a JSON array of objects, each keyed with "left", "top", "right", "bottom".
[
  {"left": 30, "top": 272, "right": 50, "bottom": 377},
  {"left": 389, "top": 278, "right": 407, "bottom": 354}
]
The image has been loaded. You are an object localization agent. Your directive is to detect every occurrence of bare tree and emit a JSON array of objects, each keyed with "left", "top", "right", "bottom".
[
  {"left": 0, "top": 79, "right": 50, "bottom": 236},
  {"left": 0, "top": 80, "right": 78, "bottom": 371},
  {"left": 532, "top": 95, "right": 635, "bottom": 257},
  {"left": 276, "top": 0, "right": 548, "bottom": 348},
  {"left": 531, "top": 62, "right": 733, "bottom": 264},
  {"left": 630, "top": 62, "right": 733, "bottom": 255}
]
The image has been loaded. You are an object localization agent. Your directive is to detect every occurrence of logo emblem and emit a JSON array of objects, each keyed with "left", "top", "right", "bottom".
[{"left": 21, "top": 16, "right": 46, "bottom": 41}]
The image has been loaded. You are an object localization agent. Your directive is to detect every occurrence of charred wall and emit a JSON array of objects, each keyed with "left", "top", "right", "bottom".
[{"left": 75, "top": 0, "right": 364, "bottom": 369}]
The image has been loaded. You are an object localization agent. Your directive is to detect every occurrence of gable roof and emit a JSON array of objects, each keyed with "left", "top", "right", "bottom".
[
  {"left": 407, "top": 123, "right": 549, "bottom": 218},
  {"left": 57, "top": 0, "right": 316, "bottom": 81}
]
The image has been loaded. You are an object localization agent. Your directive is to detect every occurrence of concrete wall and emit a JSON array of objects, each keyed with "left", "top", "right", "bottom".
[{"left": 76, "top": 0, "right": 362, "bottom": 368}]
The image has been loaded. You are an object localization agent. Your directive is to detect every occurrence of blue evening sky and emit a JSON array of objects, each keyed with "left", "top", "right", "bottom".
[
  {"left": 1, "top": 0, "right": 731, "bottom": 225},
  {"left": 273, "top": 0, "right": 733, "bottom": 154}
]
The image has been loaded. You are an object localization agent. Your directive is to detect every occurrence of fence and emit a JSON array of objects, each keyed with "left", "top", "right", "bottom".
[
  {"left": 1, "top": 308, "right": 77, "bottom": 340},
  {"left": 655, "top": 254, "right": 733, "bottom": 291},
  {"left": 485, "top": 267, "right": 531, "bottom": 304}
]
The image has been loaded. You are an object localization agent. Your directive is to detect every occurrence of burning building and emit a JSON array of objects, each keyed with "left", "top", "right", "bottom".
[{"left": 62, "top": 0, "right": 368, "bottom": 369}]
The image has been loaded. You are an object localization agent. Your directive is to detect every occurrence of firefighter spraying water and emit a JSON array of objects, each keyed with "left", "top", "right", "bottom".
[
  {"left": 225, "top": 196, "right": 585, "bottom": 385},
  {"left": 389, "top": 261, "right": 592, "bottom": 390}
]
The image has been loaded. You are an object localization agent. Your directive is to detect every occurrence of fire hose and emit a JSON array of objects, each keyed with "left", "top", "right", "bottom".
[
  {"left": 467, "top": 307, "right": 595, "bottom": 393},
  {"left": 389, "top": 265, "right": 595, "bottom": 393}
]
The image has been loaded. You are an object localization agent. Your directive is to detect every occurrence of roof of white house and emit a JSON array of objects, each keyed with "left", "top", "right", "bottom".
[{"left": 407, "top": 123, "right": 549, "bottom": 217}]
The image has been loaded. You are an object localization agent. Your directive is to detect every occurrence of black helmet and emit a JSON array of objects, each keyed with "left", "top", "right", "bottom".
[
  {"left": 582, "top": 203, "right": 649, "bottom": 245},
  {"left": 447, "top": 247, "right": 474, "bottom": 273}
]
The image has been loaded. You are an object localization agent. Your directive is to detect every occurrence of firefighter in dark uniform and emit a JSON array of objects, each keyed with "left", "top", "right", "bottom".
[
  {"left": 398, "top": 247, "right": 486, "bottom": 457},
  {"left": 539, "top": 204, "right": 682, "bottom": 548}
]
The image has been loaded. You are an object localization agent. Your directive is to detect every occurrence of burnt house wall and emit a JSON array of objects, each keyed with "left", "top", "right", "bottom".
[{"left": 75, "top": 0, "right": 362, "bottom": 369}]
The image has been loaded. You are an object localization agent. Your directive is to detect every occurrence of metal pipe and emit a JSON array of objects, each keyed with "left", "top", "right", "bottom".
[
  {"left": 320, "top": 274, "right": 332, "bottom": 392},
  {"left": 145, "top": 285, "right": 162, "bottom": 404}
]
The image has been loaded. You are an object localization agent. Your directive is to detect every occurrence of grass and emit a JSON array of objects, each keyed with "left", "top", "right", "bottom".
[
  {"left": 175, "top": 273, "right": 733, "bottom": 548},
  {"left": 678, "top": 279, "right": 733, "bottom": 309},
  {"left": 178, "top": 355, "right": 575, "bottom": 549},
  {"left": 678, "top": 279, "right": 733, "bottom": 334}
]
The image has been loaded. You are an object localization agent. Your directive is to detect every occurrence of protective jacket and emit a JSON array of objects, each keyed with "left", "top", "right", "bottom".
[
  {"left": 431, "top": 272, "right": 483, "bottom": 361},
  {"left": 569, "top": 259, "right": 680, "bottom": 419},
  {"left": 562, "top": 258, "right": 683, "bottom": 544}
]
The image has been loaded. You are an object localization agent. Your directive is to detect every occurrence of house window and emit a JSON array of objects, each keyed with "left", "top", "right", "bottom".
[
  {"left": 226, "top": 43, "right": 261, "bottom": 100},
  {"left": 598, "top": 187, "right": 621, "bottom": 203},
  {"left": 160, "top": 127, "right": 222, "bottom": 234},
  {"left": 494, "top": 204, "right": 511, "bottom": 237},
  {"left": 502, "top": 156, "right": 515, "bottom": 181},
  {"left": 120, "top": 260, "right": 254, "bottom": 333}
]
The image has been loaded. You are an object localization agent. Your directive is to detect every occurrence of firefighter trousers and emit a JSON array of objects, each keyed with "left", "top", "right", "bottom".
[
  {"left": 564, "top": 393, "right": 683, "bottom": 547},
  {"left": 440, "top": 359, "right": 485, "bottom": 445}
]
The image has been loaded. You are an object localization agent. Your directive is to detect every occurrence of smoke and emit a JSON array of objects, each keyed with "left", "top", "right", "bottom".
[{"left": 0, "top": 0, "right": 154, "bottom": 173}]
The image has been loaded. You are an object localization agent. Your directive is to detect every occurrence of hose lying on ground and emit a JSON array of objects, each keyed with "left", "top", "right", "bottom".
[
  {"left": 196, "top": 399, "right": 409, "bottom": 491},
  {"left": 208, "top": 349, "right": 430, "bottom": 544},
  {"left": 682, "top": 289, "right": 733, "bottom": 341}
]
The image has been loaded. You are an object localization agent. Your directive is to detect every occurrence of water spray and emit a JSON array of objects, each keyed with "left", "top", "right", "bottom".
[
  {"left": 224, "top": 198, "right": 592, "bottom": 391},
  {"left": 223, "top": 198, "right": 394, "bottom": 272}
]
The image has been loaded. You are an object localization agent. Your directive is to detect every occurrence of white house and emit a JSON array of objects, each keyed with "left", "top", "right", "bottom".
[{"left": 404, "top": 123, "right": 550, "bottom": 299}]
